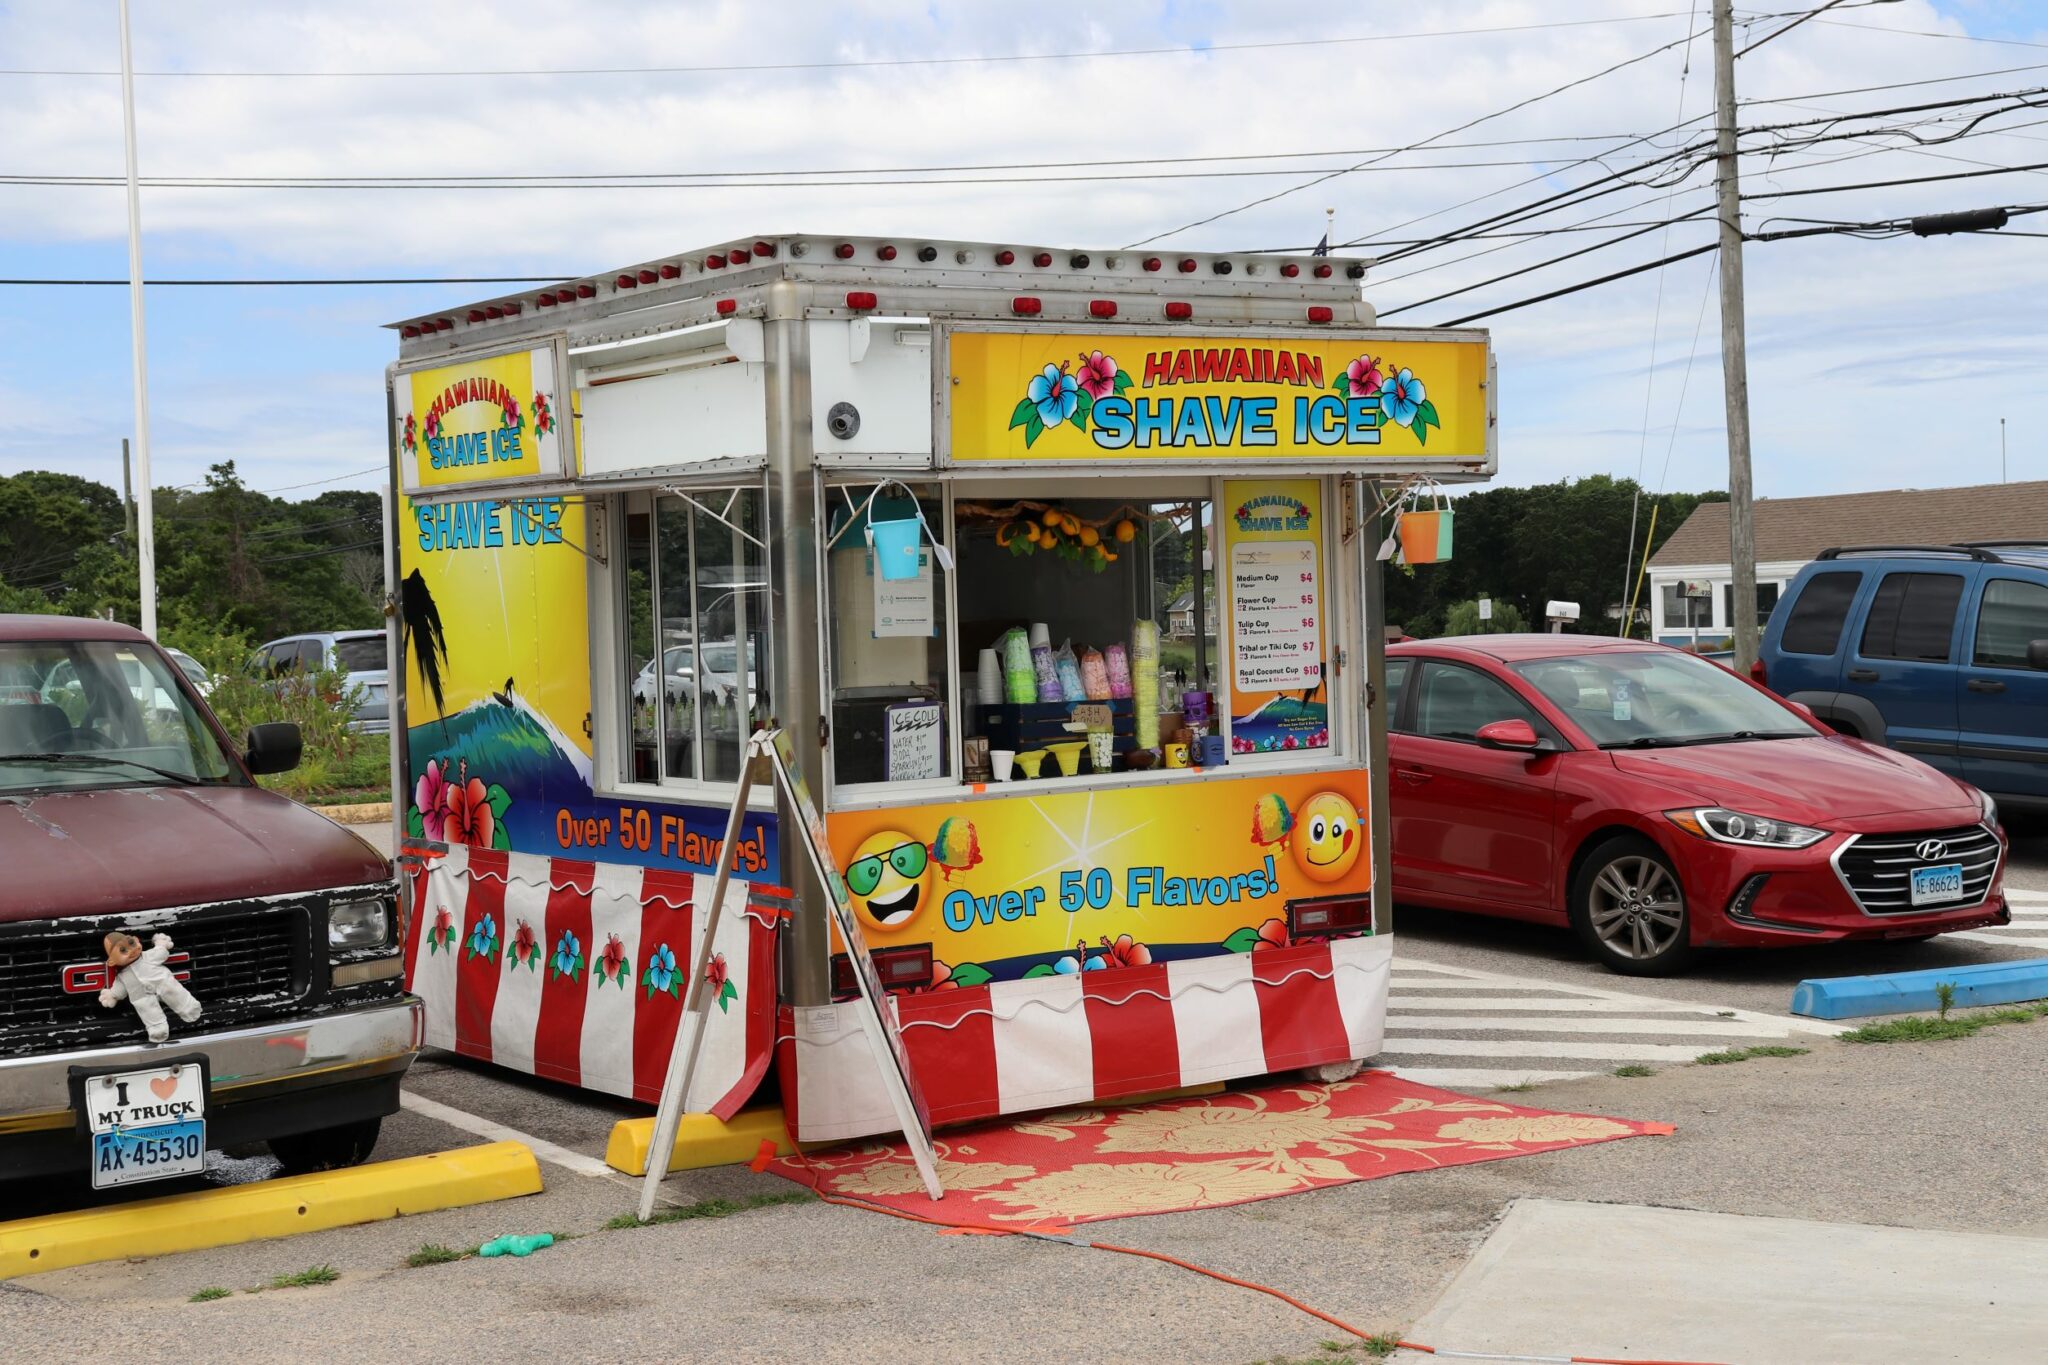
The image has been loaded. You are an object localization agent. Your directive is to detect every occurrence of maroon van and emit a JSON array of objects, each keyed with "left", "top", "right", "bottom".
[{"left": 0, "top": 616, "right": 420, "bottom": 1190}]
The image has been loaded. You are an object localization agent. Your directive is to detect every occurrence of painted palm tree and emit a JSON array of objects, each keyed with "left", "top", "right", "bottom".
[{"left": 399, "top": 567, "right": 450, "bottom": 727}]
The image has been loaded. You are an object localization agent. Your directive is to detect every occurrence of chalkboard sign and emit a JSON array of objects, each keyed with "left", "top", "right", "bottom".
[{"left": 884, "top": 701, "right": 944, "bottom": 781}]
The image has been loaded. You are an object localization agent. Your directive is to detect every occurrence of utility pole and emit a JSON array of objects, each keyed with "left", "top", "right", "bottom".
[
  {"left": 1712, "top": 0, "right": 1758, "bottom": 674},
  {"left": 118, "top": 0, "right": 157, "bottom": 637}
]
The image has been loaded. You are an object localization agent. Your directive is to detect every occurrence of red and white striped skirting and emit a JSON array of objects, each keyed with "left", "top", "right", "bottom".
[
  {"left": 402, "top": 844, "right": 780, "bottom": 1119},
  {"left": 777, "top": 934, "right": 1393, "bottom": 1143}
]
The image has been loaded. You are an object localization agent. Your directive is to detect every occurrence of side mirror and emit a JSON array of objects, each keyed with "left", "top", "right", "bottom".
[
  {"left": 2028, "top": 640, "right": 2048, "bottom": 671},
  {"left": 1476, "top": 718, "right": 1542, "bottom": 751},
  {"left": 244, "top": 721, "right": 303, "bottom": 776}
]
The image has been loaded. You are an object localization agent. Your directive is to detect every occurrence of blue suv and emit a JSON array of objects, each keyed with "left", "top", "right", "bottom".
[{"left": 1757, "top": 544, "right": 2048, "bottom": 810}]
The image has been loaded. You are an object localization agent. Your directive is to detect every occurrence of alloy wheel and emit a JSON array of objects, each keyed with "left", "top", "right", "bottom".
[{"left": 1587, "top": 855, "right": 1685, "bottom": 961}]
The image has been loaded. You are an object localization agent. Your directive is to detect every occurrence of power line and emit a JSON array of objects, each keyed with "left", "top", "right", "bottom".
[
  {"left": 1126, "top": 19, "right": 1716, "bottom": 248},
  {"left": 1740, "top": 158, "right": 2048, "bottom": 200},
  {"left": 0, "top": 276, "right": 568, "bottom": 287},
  {"left": 1434, "top": 240, "right": 1722, "bottom": 327},
  {"left": 1376, "top": 205, "right": 1717, "bottom": 317},
  {"left": 1805, "top": 17, "right": 2048, "bottom": 52},
  {"left": 0, "top": 133, "right": 1661, "bottom": 186},
  {"left": 252, "top": 537, "right": 381, "bottom": 567},
  {"left": 0, "top": 13, "right": 1705, "bottom": 79}
]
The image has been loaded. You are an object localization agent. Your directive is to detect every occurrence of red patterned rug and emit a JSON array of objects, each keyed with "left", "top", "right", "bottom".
[{"left": 770, "top": 1070, "right": 1672, "bottom": 1228}]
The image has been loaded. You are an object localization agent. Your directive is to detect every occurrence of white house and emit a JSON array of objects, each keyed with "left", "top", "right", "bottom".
[{"left": 1647, "top": 479, "right": 2048, "bottom": 652}]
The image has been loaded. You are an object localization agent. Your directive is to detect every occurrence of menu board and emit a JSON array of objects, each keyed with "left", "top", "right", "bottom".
[
  {"left": 1221, "top": 478, "right": 1330, "bottom": 754},
  {"left": 1231, "top": 540, "right": 1321, "bottom": 693}
]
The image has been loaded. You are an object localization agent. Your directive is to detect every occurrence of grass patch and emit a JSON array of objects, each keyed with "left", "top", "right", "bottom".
[
  {"left": 188, "top": 1287, "right": 232, "bottom": 1303},
  {"left": 265, "top": 1265, "right": 340, "bottom": 1290},
  {"left": 603, "top": 1190, "right": 815, "bottom": 1231},
  {"left": 1841, "top": 1000, "right": 2048, "bottom": 1045},
  {"left": 1695, "top": 1044, "right": 1809, "bottom": 1066},
  {"left": 1494, "top": 1081, "right": 1538, "bottom": 1093},
  {"left": 405, "top": 1243, "right": 475, "bottom": 1268},
  {"left": 1614, "top": 1064, "right": 1655, "bottom": 1078},
  {"left": 1256, "top": 1333, "right": 1404, "bottom": 1364}
]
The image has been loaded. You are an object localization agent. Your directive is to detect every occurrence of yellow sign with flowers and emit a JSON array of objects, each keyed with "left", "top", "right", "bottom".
[{"left": 946, "top": 329, "right": 1490, "bottom": 466}]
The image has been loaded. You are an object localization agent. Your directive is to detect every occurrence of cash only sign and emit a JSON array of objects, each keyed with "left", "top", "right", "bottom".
[{"left": 943, "top": 328, "right": 1492, "bottom": 467}]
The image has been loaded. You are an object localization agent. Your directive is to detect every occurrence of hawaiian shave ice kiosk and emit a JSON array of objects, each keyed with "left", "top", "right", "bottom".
[{"left": 386, "top": 236, "right": 1495, "bottom": 1142}]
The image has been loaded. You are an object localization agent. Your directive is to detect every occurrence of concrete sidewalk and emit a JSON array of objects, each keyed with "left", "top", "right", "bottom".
[{"left": 1390, "top": 1198, "right": 2048, "bottom": 1365}]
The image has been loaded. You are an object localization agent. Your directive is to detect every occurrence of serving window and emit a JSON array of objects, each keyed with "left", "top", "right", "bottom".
[
  {"left": 822, "top": 474, "right": 1347, "bottom": 804},
  {"left": 619, "top": 485, "right": 772, "bottom": 787}
]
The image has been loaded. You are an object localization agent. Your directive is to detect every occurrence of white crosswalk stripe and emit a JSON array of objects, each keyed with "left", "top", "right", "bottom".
[
  {"left": 1948, "top": 892, "right": 2048, "bottom": 952},
  {"left": 1377, "top": 956, "right": 1842, "bottom": 1093}
]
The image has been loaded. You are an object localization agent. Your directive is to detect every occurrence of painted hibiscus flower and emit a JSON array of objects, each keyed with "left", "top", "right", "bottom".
[
  {"left": 532, "top": 391, "right": 554, "bottom": 436},
  {"left": 1253, "top": 918, "right": 1291, "bottom": 951},
  {"left": 413, "top": 759, "right": 449, "bottom": 842},
  {"left": 442, "top": 775, "right": 495, "bottom": 848},
  {"left": 598, "top": 934, "right": 629, "bottom": 988},
  {"left": 427, "top": 905, "right": 456, "bottom": 954},
  {"left": 642, "top": 942, "right": 681, "bottom": 998},
  {"left": 466, "top": 912, "right": 499, "bottom": 961},
  {"left": 508, "top": 919, "right": 541, "bottom": 971},
  {"left": 1027, "top": 362, "right": 1081, "bottom": 428},
  {"left": 424, "top": 410, "right": 440, "bottom": 441},
  {"left": 550, "top": 928, "right": 584, "bottom": 981},
  {"left": 501, "top": 394, "right": 521, "bottom": 427},
  {"left": 1075, "top": 350, "right": 1119, "bottom": 401},
  {"left": 1098, "top": 933, "right": 1152, "bottom": 968},
  {"left": 401, "top": 412, "right": 417, "bottom": 453},
  {"left": 1345, "top": 355, "right": 1383, "bottom": 398},
  {"left": 1380, "top": 367, "right": 1425, "bottom": 428}
]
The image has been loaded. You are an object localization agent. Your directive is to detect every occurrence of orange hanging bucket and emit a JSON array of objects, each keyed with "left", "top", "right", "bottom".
[{"left": 1398, "top": 491, "right": 1454, "bottom": 564}]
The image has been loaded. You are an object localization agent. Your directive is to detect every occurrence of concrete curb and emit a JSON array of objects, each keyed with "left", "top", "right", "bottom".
[
  {"left": 318, "top": 802, "right": 391, "bottom": 826},
  {"left": 1791, "top": 957, "right": 2048, "bottom": 1019},
  {"left": 0, "top": 1140, "right": 542, "bottom": 1278}
]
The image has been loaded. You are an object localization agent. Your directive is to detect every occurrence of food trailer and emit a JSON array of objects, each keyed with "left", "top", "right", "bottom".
[{"left": 386, "top": 237, "right": 1494, "bottom": 1143}]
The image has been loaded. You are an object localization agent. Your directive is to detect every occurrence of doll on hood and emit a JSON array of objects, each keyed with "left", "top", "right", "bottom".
[{"left": 99, "top": 932, "right": 203, "bottom": 1043}]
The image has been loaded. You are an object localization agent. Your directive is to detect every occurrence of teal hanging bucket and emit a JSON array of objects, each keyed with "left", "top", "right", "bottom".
[{"left": 868, "top": 515, "right": 924, "bottom": 581}]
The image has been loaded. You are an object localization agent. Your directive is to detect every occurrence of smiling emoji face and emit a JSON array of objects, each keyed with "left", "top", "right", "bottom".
[
  {"left": 845, "top": 829, "right": 935, "bottom": 935},
  {"left": 1292, "top": 792, "right": 1362, "bottom": 884}
]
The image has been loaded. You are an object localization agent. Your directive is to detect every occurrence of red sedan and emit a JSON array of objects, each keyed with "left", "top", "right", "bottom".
[{"left": 1386, "top": 635, "right": 2011, "bottom": 974}]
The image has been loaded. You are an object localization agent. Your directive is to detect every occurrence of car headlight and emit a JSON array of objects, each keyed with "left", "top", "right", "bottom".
[
  {"left": 1975, "top": 787, "right": 1998, "bottom": 829},
  {"left": 329, "top": 895, "right": 393, "bottom": 949},
  {"left": 1666, "top": 807, "right": 1826, "bottom": 849}
]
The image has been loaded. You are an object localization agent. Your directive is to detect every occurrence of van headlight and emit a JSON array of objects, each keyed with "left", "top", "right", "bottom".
[
  {"left": 329, "top": 895, "right": 393, "bottom": 949},
  {"left": 1666, "top": 807, "right": 1826, "bottom": 849}
]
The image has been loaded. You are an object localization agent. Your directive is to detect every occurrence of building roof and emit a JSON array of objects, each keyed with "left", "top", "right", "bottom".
[{"left": 1649, "top": 480, "right": 2048, "bottom": 568}]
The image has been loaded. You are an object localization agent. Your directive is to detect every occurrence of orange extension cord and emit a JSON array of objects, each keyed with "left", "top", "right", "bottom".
[{"left": 763, "top": 1137, "right": 1726, "bottom": 1365}]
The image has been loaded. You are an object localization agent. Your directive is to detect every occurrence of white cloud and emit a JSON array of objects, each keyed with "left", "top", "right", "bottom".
[{"left": 1, "top": 0, "right": 2044, "bottom": 499}]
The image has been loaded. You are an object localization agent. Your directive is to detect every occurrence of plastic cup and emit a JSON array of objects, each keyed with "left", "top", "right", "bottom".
[
  {"left": 991, "top": 749, "right": 1015, "bottom": 782},
  {"left": 1088, "top": 731, "right": 1114, "bottom": 771}
]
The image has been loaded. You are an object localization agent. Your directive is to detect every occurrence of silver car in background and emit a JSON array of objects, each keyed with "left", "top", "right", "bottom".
[{"left": 254, "top": 630, "right": 390, "bottom": 734}]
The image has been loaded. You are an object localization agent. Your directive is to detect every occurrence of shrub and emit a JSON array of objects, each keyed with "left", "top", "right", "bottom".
[{"left": 164, "top": 625, "right": 364, "bottom": 800}]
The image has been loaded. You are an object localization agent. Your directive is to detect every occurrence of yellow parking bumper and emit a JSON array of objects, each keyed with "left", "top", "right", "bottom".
[
  {"left": 0, "top": 1140, "right": 542, "bottom": 1279},
  {"left": 605, "top": 1107, "right": 793, "bottom": 1176}
]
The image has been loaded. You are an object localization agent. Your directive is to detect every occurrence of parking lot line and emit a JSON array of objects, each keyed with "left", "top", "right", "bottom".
[
  {"left": 400, "top": 1091, "right": 615, "bottom": 1179},
  {"left": 1381, "top": 955, "right": 1841, "bottom": 1090},
  {"left": 1387, "top": 1014, "right": 1803, "bottom": 1038}
]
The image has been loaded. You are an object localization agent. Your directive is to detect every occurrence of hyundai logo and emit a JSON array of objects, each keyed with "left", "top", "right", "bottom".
[{"left": 1915, "top": 839, "right": 1949, "bottom": 863}]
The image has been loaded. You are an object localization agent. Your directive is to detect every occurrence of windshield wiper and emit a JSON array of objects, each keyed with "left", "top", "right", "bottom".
[
  {"left": 1600, "top": 736, "right": 1688, "bottom": 749},
  {"left": 0, "top": 753, "right": 202, "bottom": 785}
]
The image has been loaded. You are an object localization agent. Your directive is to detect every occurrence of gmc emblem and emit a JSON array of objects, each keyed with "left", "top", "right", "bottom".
[{"left": 60, "top": 954, "right": 192, "bottom": 994}]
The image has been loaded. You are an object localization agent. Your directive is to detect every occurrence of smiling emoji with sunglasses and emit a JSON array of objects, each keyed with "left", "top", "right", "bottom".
[{"left": 845, "top": 829, "right": 937, "bottom": 935}]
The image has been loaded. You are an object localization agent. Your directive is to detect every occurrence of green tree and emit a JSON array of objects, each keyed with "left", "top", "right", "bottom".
[{"left": 1444, "top": 598, "right": 1527, "bottom": 635}]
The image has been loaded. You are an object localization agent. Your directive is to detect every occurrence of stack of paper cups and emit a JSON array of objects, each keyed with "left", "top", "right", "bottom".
[
  {"left": 977, "top": 648, "right": 1003, "bottom": 705},
  {"left": 1001, "top": 628, "right": 1037, "bottom": 704},
  {"left": 1027, "top": 622, "right": 1062, "bottom": 702},
  {"left": 1132, "top": 619, "right": 1160, "bottom": 748}
]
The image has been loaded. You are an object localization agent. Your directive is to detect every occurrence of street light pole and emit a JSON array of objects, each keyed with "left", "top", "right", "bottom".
[
  {"left": 117, "top": 0, "right": 157, "bottom": 638},
  {"left": 1712, "top": 0, "right": 1758, "bottom": 674}
]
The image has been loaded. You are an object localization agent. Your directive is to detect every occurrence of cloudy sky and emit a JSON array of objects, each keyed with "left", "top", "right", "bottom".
[{"left": 2, "top": 0, "right": 2044, "bottom": 508}]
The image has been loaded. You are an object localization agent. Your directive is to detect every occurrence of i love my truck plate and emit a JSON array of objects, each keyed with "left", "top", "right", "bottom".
[{"left": 82, "top": 1061, "right": 207, "bottom": 1189}]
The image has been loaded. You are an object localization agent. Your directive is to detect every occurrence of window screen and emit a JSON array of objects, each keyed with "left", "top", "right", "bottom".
[
  {"left": 1859, "top": 572, "right": 1964, "bottom": 662},
  {"left": 1779, "top": 572, "right": 1861, "bottom": 655},
  {"left": 1723, "top": 581, "right": 1781, "bottom": 627},
  {"left": 1973, "top": 578, "right": 2048, "bottom": 669}
]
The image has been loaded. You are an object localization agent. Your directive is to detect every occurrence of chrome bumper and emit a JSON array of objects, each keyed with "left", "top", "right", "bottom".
[{"left": 0, "top": 996, "right": 422, "bottom": 1128}]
